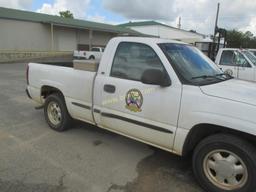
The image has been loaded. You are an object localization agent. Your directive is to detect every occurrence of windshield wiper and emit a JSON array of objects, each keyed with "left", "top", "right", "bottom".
[
  {"left": 192, "top": 73, "right": 233, "bottom": 80},
  {"left": 191, "top": 75, "right": 217, "bottom": 80}
]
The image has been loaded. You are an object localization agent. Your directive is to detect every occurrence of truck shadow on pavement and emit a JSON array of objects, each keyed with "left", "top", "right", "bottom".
[
  {"left": 0, "top": 179, "right": 67, "bottom": 192},
  {"left": 73, "top": 121, "right": 203, "bottom": 192},
  {"left": 107, "top": 149, "right": 203, "bottom": 192}
]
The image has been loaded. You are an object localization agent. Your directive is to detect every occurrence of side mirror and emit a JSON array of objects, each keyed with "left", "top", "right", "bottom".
[{"left": 141, "top": 69, "right": 171, "bottom": 87}]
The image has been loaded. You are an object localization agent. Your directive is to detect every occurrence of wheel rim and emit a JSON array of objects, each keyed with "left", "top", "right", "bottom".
[
  {"left": 47, "top": 101, "right": 62, "bottom": 126},
  {"left": 203, "top": 149, "right": 248, "bottom": 190}
]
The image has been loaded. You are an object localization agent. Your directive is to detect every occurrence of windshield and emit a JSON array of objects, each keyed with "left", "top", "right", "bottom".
[
  {"left": 159, "top": 43, "right": 232, "bottom": 85},
  {"left": 242, "top": 51, "right": 256, "bottom": 65}
]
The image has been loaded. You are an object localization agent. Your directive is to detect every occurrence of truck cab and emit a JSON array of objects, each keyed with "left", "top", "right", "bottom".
[{"left": 215, "top": 48, "right": 256, "bottom": 81}]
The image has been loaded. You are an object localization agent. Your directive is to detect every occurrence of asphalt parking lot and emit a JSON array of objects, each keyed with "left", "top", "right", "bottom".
[{"left": 0, "top": 63, "right": 203, "bottom": 192}]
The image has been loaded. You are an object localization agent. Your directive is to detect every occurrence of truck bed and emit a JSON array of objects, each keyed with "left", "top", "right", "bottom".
[
  {"left": 27, "top": 61, "right": 97, "bottom": 123},
  {"left": 32, "top": 60, "right": 99, "bottom": 72}
]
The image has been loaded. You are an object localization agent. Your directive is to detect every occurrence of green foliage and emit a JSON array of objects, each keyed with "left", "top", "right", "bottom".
[
  {"left": 226, "top": 30, "right": 256, "bottom": 48},
  {"left": 59, "top": 10, "right": 74, "bottom": 19}
]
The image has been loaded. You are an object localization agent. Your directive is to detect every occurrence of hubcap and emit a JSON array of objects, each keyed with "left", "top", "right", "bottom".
[
  {"left": 47, "top": 101, "right": 62, "bottom": 126},
  {"left": 203, "top": 149, "right": 248, "bottom": 190}
]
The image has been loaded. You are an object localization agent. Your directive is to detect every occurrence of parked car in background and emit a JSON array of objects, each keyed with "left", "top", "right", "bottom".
[
  {"left": 249, "top": 49, "right": 256, "bottom": 57},
  {"left": 27, "top": 37, "right": 256, "bottom": 192},
  {"left": 73, "top": 47, "right": 104, "bottom": 60},
  {"left": 215, "top": 48, "right": 256, "bottom": 82}
]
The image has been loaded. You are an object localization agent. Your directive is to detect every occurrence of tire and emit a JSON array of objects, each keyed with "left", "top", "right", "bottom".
[
  {"left": 44, "top": 93, "right": 72, "bottom": 132},
  {"left": 193, "top": 134, "right": 256, "bottom": 192},
  {"left": 89, "top": 55, "right": 95, "bottom": 60}
]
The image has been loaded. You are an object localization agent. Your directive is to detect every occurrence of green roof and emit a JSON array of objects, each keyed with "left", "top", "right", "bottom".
[
  {"left": 119, "top": 21, "right": 173, "bottom": 28},
  {"left": 0, "top": 7, "right": 140, "bottom": 35}
]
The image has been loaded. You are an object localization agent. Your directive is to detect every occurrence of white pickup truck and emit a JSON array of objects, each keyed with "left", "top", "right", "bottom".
[
  {"left": 26, "top": 37, "right": 256, "bottom": 192},
  {"left": 216, "top": 48, "right": 256, "bottom": 82},
  {"left": 73, "top": 47, "right": 104, "bottom": 60}
]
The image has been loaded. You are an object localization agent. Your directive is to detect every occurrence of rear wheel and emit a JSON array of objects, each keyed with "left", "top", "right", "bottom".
[
  {"left": 44, "top": 93, "right": 72, "bottom": 132},
  {"left": 193, "top": 134, "right": 256, "bottom": 192}
]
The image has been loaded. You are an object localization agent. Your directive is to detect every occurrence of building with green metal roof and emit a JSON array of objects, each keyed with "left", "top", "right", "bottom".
[
  {"left": 118, "top": 21, "right": 205, "bottom": 44},
  {"left": 0, "top": 7, "right": 140, "bottom": 52}
]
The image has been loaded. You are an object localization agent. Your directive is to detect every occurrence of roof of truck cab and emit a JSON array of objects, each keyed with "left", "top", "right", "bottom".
[
  {"left": 111, "top": 36, "right": 188, "bottom": 45},
  {"left": 219, "top": 48, "right": 244, "bottom": 51}
]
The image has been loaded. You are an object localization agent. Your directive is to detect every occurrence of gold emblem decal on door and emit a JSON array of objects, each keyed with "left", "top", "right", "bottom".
[{"left": 125, "top": 89, "right": 143, "bottom": 112}]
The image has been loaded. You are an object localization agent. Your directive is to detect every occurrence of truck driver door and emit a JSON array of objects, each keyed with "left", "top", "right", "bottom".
[{"left": 94, "top": 42, "right": 182, "bottom": 150}]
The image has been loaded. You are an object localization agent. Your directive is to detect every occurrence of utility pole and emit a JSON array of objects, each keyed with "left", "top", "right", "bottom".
[
  {"left": 213, "top": 3, "right": 220, "bottom": 43},
  {"left": 211, "top": 2, "right": 220, "bottom": 60}
]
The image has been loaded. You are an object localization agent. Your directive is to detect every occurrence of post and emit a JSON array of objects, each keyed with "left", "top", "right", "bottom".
[
  {"left": 89, "top": 30, "right": 93, "bottom": 51},
  {"left": 177, "top": 17, "right": 181, "bottom": 29},
  {"left": 50, "top": 23, "right": 54, "bottom": 51}
]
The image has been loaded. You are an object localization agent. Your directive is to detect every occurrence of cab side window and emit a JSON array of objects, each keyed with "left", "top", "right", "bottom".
[
  {"left": 91, "top": 48, "right": 100, "bottom": 52},
  {"left": 220, "top": 51, "right": 235, "bottom": 66},
  {"left": 111, "top": 42, "right": 165, "bottom": 81},
  {"left": 220, "top": 50, "right": 251, "bottom": 68},
  {"left": 234, "top": 52, "right": 251, "bottom": 68}
]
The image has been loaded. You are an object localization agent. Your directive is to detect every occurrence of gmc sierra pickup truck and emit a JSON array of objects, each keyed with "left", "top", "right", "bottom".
[{"left": 27, "top": 37, "right": 256, "bottom": 192}]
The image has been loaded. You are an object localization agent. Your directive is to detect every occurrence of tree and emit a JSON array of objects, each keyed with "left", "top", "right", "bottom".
[
  {"left": 226, "top": 30, "right": 244, "bottom": 48},
  {"left": 226, "top": 30, "right": 256, "bottom": 48},
  {"left": 59, "top": 10, "right": 74, "bottom": 19},
  {"left": 244, "top": 31, "right": 254, "bottom": 39}
]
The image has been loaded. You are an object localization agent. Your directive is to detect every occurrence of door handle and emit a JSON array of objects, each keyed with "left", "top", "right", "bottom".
[{"left": 104, "top": 84, "right": 116, "bottom": 93}]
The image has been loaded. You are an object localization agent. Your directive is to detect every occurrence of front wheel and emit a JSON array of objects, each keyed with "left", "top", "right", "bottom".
[
  {"left": 44, "top": 93, "right": 72, "bottom": 132},
  {"left": 89, "top": 55, "right": 95, "bottom": 60},
  {"left": 193, "top": 134, "right": 256, "bottom": 192}
]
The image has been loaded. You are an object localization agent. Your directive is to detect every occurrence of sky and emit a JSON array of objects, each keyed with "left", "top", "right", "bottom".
[{"left": 0, "top": 0, "right": 256, "bottom": 35}]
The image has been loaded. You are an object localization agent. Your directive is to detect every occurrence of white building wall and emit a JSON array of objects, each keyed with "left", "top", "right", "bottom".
[
  {"left": 0, "top": 19, "right": 51, "bottom": 51},
  {"left": 77, "top": 29, "right": 90, "bottom": 45},
  {"left": 0, "top": 18, "right": 119, "bottom": 52},
  {"left": 92, "top": 31, "right": 115, "bottom": 46},
  {"left": 129, "top": 25, "right": 204, "bottom": 44},
  {"left": 158, "top": 26, "right": 202, "bottom": 39},
  {"left": 54, "top": 27, "right": 77, "bottom": 51},
  {"left": 130, "top": 26, "right": 160, "bottom": 37}
]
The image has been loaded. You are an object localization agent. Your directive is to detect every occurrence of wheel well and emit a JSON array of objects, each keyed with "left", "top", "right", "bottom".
[
  {"left": 41, "top": 86, "right": 63, "bottom": 99},
  {"left": 182, "top": 124, "right": 256, "bottom": 156}
]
